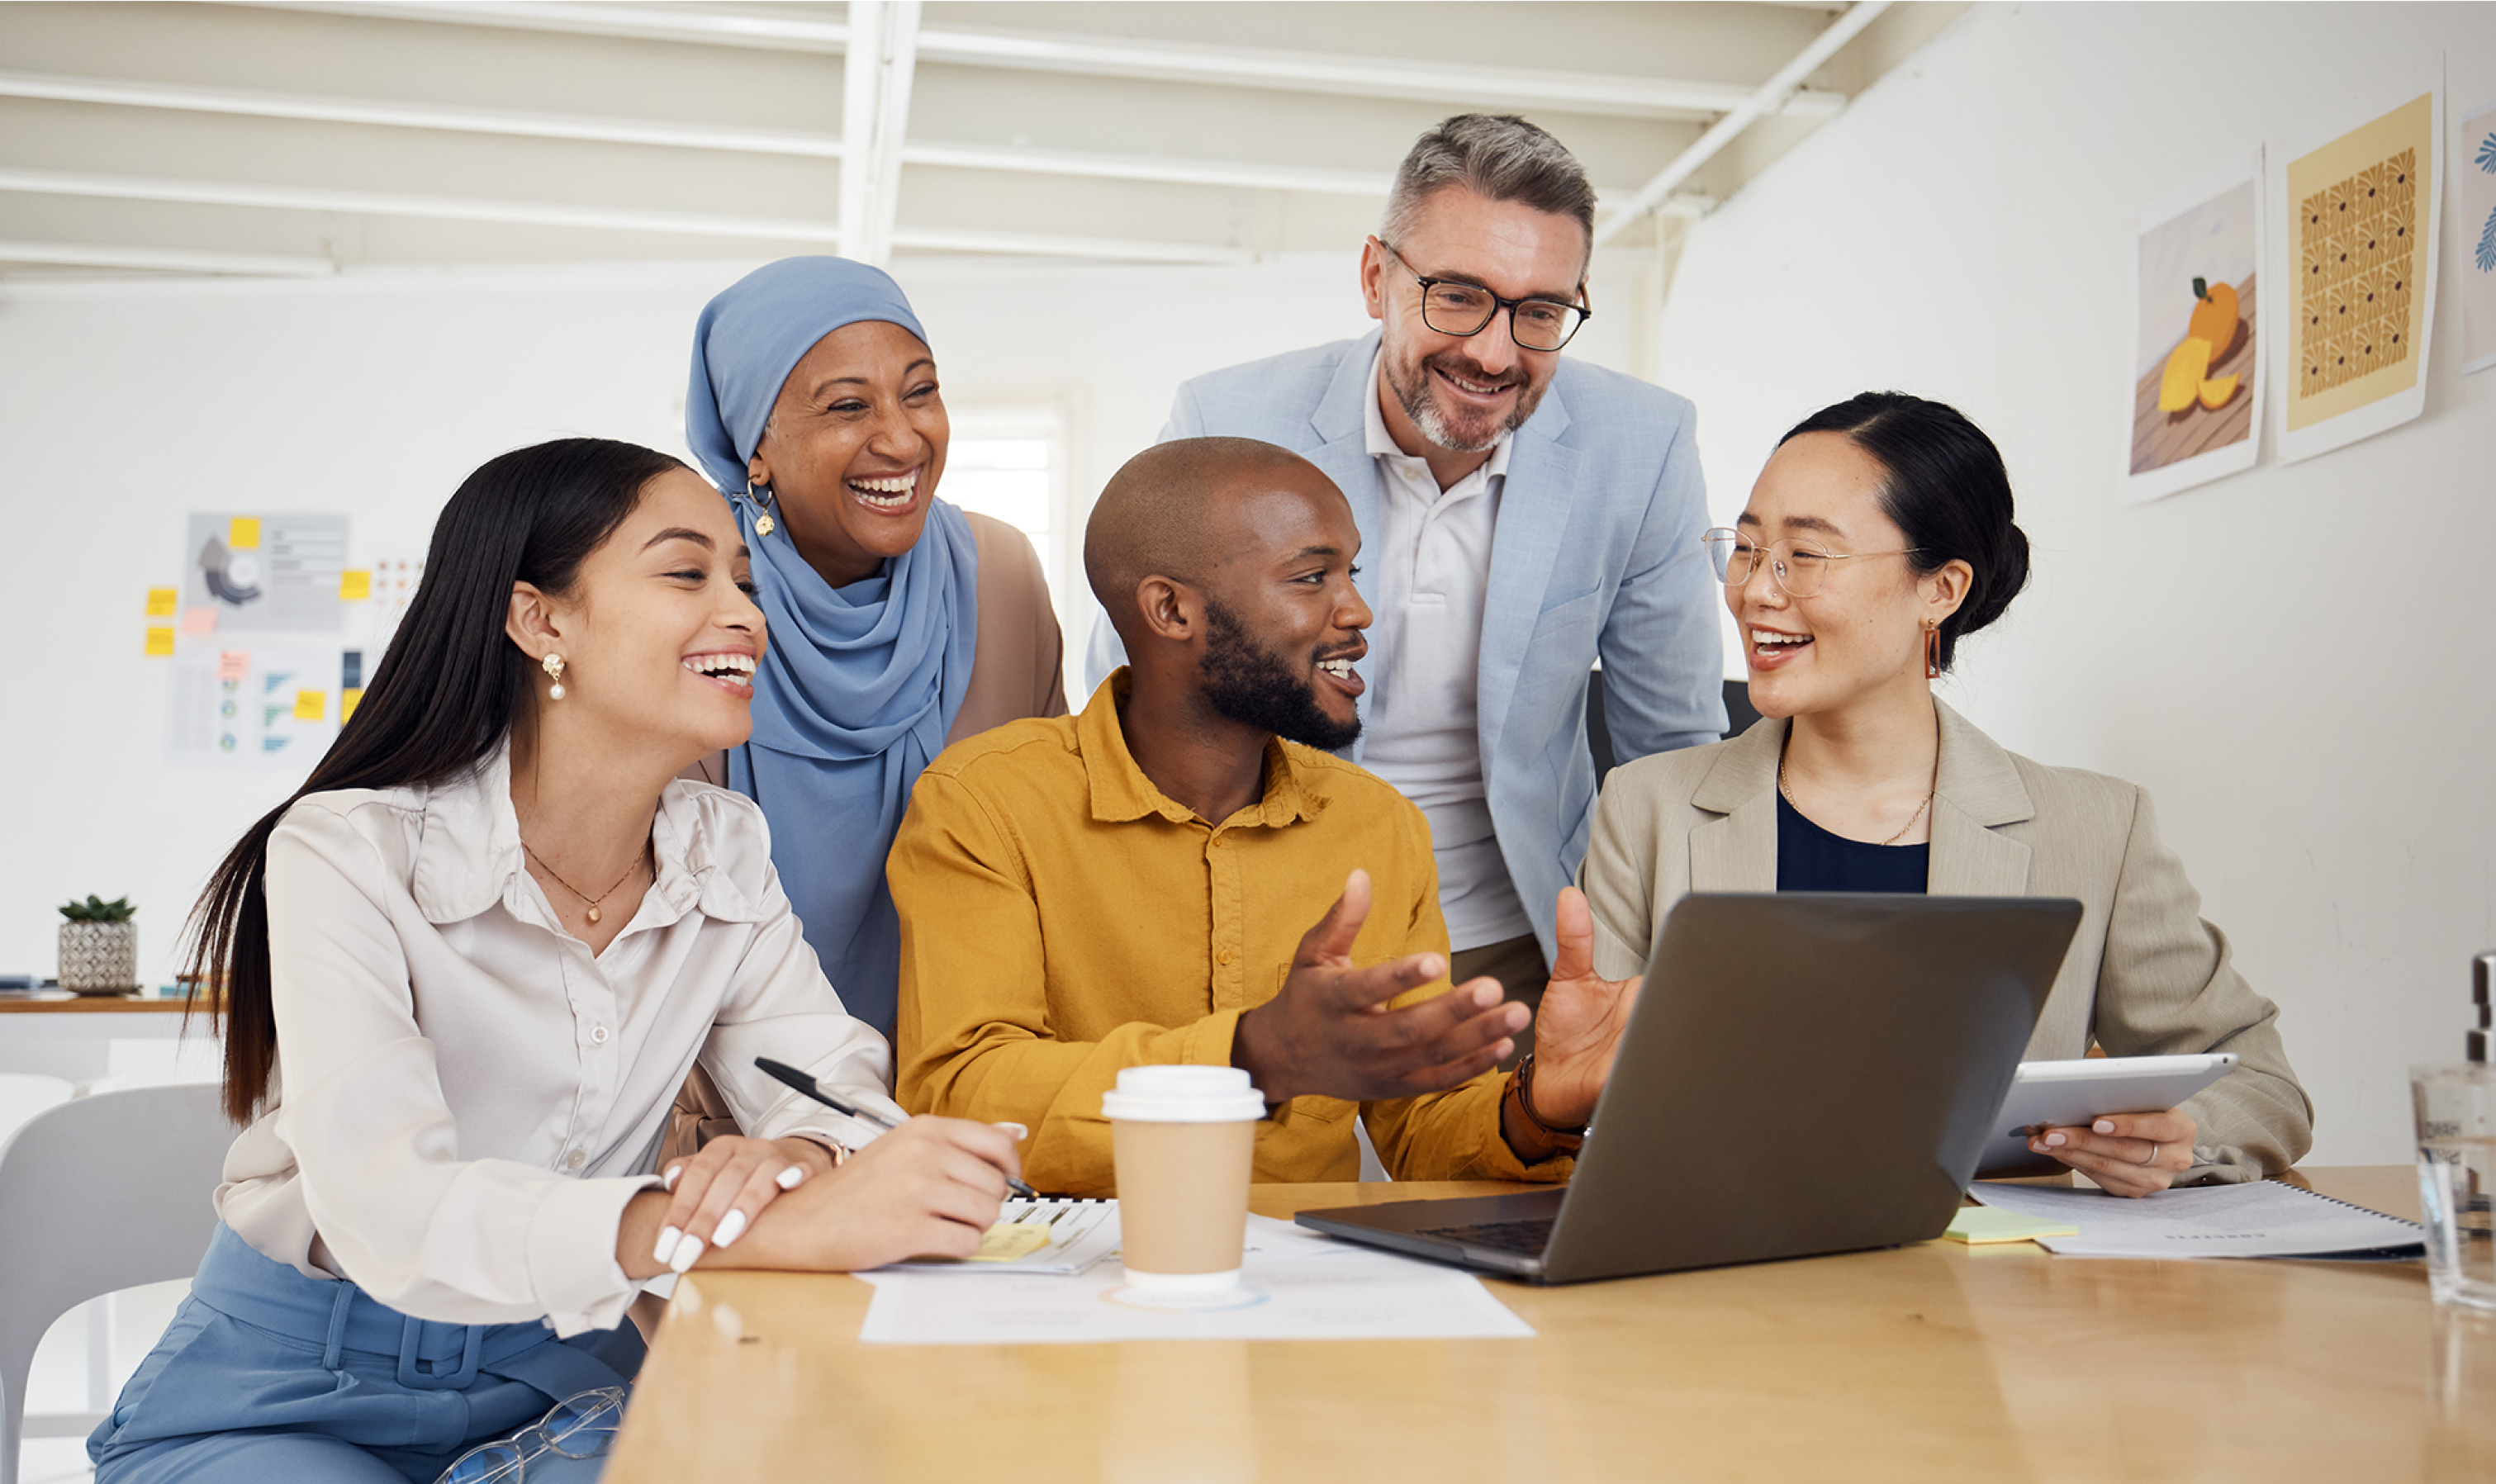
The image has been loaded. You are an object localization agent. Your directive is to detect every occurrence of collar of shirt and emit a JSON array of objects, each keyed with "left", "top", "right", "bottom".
[
  {"left": 1362, "top": 349, "right": 1513, "bottom": 493},
  {"left": 1079, "top": 671, "right": 1325, "bottom": 832},
  {"left": 403, "top": 740, "right": 766, "bottom": 928}
]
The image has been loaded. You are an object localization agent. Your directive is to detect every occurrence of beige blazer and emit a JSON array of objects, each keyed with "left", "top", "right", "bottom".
[{"left": 1581, "top": 700, "right": 2313, "bottom": 1183}]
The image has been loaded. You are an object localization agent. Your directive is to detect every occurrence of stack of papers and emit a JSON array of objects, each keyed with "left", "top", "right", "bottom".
[
  {"left": 1968, "top": 1179, "right": 2423, "bottom": 1259},
  {"left": 858, "top": 1214, "right": 1535, "bottom": 1344}
]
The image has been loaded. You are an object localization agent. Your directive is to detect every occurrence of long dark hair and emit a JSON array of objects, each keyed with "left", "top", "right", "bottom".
[
  {"left": 1777, "top": 391, "right": 2030, "bottom": 671},
  {"left": 184, "top": 438, "right": 688, "bottom": 1124}
]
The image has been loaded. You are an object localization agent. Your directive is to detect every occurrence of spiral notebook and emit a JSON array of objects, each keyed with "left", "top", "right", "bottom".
[
  {"left": 875, "top": 1197, "right": 1122, "bottom": 1275},
  {"left": 1967, "top": 1179, "right": 2423, "bottom": 1259}
]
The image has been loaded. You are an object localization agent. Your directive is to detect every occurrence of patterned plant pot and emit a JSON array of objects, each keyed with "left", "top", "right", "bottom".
[{"left": 58, "top": 921, "right": 139, "bottom": 994}]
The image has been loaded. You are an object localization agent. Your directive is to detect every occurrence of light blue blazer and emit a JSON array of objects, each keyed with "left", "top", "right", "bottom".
[{"left": 1086, "top": 330, "right": 1726, "bottom": 959}]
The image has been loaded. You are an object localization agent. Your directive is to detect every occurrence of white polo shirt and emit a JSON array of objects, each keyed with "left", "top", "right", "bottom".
[{"left": 1357, "top": 353, "right": 1532, "bottom": 951}]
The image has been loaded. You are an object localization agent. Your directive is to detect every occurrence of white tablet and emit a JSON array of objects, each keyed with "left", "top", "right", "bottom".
[{"left": 1976, "top": 1053, "right": 2239, "bottom": 1178}]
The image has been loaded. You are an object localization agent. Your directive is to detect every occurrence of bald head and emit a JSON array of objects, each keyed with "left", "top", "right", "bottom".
[{"left": 1084, "top": 437, "right": 1344, "bottom": 639}]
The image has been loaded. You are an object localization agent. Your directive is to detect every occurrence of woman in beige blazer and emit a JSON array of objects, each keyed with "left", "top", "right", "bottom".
[{"left": 1582, "top": 392, "right": 2309, "bottom": 1194}]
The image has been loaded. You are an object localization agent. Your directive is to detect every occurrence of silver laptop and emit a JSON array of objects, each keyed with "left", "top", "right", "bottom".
[{"left": 1296, "top": 893, "right": 2083, "bottom": 1283}]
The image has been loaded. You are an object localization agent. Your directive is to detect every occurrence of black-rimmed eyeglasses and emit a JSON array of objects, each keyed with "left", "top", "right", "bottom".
[{"left": 1374, "top": 239, "right": 1590, "bottom": 352}]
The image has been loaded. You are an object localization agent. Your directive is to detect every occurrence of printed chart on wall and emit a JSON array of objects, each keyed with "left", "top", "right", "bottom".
[
  {"left": 168, "top": 647, "right": 345, "bottom": 768},
  {"left": 2123, "top": 152, "right": 2263, "bottom": 503},
  {"left": 180, "top": 512, "right": 347, "bottom": 633},
  {"left": 2277, "top": 61, "right": 2443, "bottom": 464},
  {"left": 2463, "top": 96, "right": 2496, "bottom": 376}
]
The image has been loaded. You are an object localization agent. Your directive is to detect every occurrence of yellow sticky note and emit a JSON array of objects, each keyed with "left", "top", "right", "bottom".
[
  {"left": 340, "top": 569, "right": 372, "bottom": 601},
  {"left": 966, "top": 1221, "right": 1053, "bottom": 1263},
  {"left": 145, "top": 586, "right": 178, "bottom": 617},
  {"left": 292, "top": 690, "right": 325, "bottom": 723},
  {"left": 143, "top": 625, "right": 176, "bottom": 657},
  {"left": 228, "top": 516, "right": 261, "bottom": 549},
  {"left": 341, "top": 687, "right": 365, "bottom": 724},
  {"left": 1943, "top": 1207, "right": 2079, "bottom": 1245}
]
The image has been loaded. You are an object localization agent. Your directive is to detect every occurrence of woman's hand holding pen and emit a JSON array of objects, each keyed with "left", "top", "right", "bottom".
[
  {"left": 649, "top": 1135, "right": 836, "bottom": 1274},
  {"left": 691, "top": 1117, "right": 1023, "bottom": 1272}
]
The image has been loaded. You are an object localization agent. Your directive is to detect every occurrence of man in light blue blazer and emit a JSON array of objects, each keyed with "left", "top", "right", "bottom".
[{"left": 1086, "top": 116, "right": 1724, "bottom": 1050}]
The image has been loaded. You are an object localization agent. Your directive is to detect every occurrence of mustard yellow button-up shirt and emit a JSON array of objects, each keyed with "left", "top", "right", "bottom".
[{"left": 891, "top": 673, "right": 1567, "bottom": 1194}]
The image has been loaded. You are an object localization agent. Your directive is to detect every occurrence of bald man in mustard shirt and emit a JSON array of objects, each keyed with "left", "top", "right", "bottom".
[{"left": 890, "top": 437, "right": 1639, "bottom": 1195}]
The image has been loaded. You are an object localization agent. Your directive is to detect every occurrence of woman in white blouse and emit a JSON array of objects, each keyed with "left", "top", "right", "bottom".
[{"left": 93, "top": 439, "right": 1020, "bottom": 1483}]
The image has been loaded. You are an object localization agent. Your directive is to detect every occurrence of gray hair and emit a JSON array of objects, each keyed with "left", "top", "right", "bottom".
[{"left": 1380, "top": 115, "right": 1596, "bottom": 270}]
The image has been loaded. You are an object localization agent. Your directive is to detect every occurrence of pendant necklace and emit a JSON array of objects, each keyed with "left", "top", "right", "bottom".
[{"left": 522, "top": 839, "right": 648, "bottom": 924}]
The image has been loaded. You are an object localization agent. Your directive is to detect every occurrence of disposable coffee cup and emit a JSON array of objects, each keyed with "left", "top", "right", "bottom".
[{"left": 1103, "top": 1065, "right": 1266, "bottom": 1292}]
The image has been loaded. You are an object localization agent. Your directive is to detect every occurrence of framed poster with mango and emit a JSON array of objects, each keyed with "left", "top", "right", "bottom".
[{"left": 2122, "top": 152, "right": 2264, "bottom": 505}]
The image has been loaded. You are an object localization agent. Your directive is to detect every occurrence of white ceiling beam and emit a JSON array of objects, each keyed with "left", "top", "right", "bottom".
[
  {"left": 0, "top": 239, "right": 336, "bottom": 276},
  {"left": 238, "top": 2, "right": 1844, "bottom": 121},
  {"left": 839, "top": 0, "right": 920, "bottom": 269},
  {"left": 1592, "top": 0, "right": 1890, "bottom": 246},
  {"left": 0, "top": 167, "right": 1251, "bottom": 263}
]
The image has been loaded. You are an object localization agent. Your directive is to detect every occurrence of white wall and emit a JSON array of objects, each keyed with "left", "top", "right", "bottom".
[{"left": 1655, "top": 2, "right": 2496, "bottom": 1164}]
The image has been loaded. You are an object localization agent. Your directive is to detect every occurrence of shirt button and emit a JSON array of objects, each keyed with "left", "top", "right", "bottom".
[
  {"left": 591, "top": 1025, "right": 610, "bottom": 1045},
  {"left": 564, "top": 1150, "right": 586, "bottom": 1170},
  {"left": 1217, "top": 949, "right": 1234, "bottom": 965}
]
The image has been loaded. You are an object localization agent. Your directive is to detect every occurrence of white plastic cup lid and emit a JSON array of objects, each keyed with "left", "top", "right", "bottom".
[{"left": 1099, "top": 1064, "right": 1268, "bottom": 1123}]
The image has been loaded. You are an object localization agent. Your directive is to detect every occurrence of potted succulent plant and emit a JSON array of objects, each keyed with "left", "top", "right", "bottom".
[{"left": 57, "top": 894, "right": 139, "bottom": 995}]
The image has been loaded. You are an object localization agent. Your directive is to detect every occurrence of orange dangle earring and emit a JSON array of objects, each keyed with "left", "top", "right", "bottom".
[{"left": 1922, "top": 619, "right": 1941, "bottom": 680}]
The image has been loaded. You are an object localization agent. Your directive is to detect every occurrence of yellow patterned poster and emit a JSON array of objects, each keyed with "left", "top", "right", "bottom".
[{"left": 2278, "top": 64, "right": 2442, "bottom": 463}]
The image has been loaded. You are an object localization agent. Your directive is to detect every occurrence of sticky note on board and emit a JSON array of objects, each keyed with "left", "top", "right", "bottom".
[
  {"left": 217, "top": 650, "right": 250, "bottom": 680},
  {"left": 293, "top": 690, "right": 326, "bottom": 723},
  {"left": 1943, "top": 1207, "right": 2079, "bottom": 1245},
  {"left": 228, "top": 517, "right": 261, "bottom": 549},
  {"left": 181, "top": 605, "right": 217, "bottom": 636},
  {"left": 966, "top": 1222, "right": 1053, "bottom": 1263},
  {"left": 340, "top": 569, "right": 372, "bottom": 601},
  {"left": 341, "top": 687, "right": 365, "bottom": 724},
  {"left": 145, "top": 587, "right": 178, "bottom": 617},
  {"left": 143, "top": 626, "right": 176, "bottom": 657}
]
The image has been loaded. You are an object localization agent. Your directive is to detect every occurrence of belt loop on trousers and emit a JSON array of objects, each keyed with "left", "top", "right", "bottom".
[
  {"left": 396, "top": 1316, "right": 486, "bottom": 1392},
  {"left": 322, "top": 1281, "right": 355, "bottom": 1372}
]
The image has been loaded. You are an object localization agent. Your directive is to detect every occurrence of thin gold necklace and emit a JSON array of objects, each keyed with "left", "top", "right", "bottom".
[
  {"left": 1778, "top": 759, "right": 1933, "bottom": 847},
  {"left": 521, "top": 839, "right": 648, "bottom": 924}
]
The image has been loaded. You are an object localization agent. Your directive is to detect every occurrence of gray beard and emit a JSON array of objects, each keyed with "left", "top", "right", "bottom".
[{"left": 1388, "top": 353, "right": 1537, "bottom": 453}]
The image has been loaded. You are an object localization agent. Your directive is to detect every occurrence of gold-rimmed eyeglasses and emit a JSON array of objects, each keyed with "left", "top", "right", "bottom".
[
  {"left": 1374, "top": 239, "right": 1590, "bottom": 352},
  {"left": 1703, "top": 528, "right": 1925, "bottom": 599}
]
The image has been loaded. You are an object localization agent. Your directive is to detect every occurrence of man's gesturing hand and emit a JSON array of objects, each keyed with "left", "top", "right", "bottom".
[
  {"left": 1231, "top": 870, "right": 1527, "bottom": 1106},
  {"left": 1514, "top": 887, "right": 1641, "bottom": 1130}
]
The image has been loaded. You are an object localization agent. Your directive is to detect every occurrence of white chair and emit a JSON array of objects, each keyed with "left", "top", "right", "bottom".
[
  {"left": 0, "top": 1083, "right": 229, "bottom": 1484},
  {"left": 0, "top": 1079, "right": 72, "bottom": 1146}
]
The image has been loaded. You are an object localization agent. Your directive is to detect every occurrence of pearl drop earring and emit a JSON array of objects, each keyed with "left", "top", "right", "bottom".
[{"left": 542, "top": 652, "right": 567, "bottom": 700}]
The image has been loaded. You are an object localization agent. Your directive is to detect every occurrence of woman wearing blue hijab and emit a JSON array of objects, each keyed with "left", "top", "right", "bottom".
[{"left": 686, "top": 257, "right": 1065, "bottom": 1041}]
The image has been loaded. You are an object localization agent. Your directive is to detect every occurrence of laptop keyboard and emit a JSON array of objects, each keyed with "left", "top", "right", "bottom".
[{"left": 1415, "top": 1217, "right": 1554, "bottom": 1255}]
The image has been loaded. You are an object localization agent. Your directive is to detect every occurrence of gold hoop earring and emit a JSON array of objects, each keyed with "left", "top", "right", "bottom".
[
  {"left": 743, "top": 478, "right": 778, "bottom": 538},
  {"left": 542, "top": 652, "right": 567, "bottom": 700}
]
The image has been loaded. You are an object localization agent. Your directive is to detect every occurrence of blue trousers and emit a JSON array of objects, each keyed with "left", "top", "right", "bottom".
[{"left": 88, "top": 1225, "right": 643, "bottom": 1484}]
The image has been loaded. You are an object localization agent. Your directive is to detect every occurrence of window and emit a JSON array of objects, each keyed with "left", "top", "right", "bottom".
[{"left": 943, "top": 403, "right": 1080, "bottom": 641}]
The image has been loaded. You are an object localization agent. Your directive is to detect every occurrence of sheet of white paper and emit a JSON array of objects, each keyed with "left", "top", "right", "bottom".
[
  {"left": 857, "top": 1215, "right": 1535, "bottom": 1344},
  {"left": 876, "top": 1198, "right": 1122, "bottom": 1277},
  {"left": 1968, "top": 1180, "right": 2421, "bottom": 1259}
]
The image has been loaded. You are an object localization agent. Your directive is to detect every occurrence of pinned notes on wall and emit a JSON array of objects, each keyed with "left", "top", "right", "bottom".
[
  {"left": 144, "top": 626, "right": 176, "bottom": 657},
  {"left": 145, "top": 587, "right": 178, "bottom": 618},
  {"left": 292, "top": 690, "right": 326, "bottom": 723},
  {"left": 340, "top": 569, "right": 372, "bottom": 602},
  {"left": 227, "top": 516, "right": 261, "bottom": 549},
  {"left": 168, "top": 646, "right": 341, "bottom": 769},
  {"left": 183, "top": 512, "right": 348, "bottom": 633},
  {"left": 341, "top": 687, "right": 365, "bottom": 723},
  {"left": 181, "top": 605, "right": 217, "bottom": 637}
]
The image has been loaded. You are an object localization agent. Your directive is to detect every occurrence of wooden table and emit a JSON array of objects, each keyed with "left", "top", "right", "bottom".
[
  {"left": 606, "top": 1168, "right": 2496, "bottom": 1483},
  {"left": 0, "top": 993, "right": 206, "bottom": 1041}
]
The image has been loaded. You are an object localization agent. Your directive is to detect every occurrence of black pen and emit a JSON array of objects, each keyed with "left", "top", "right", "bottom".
[{"left": 754, "top": 1056, "right": 1039, "bottom": 1198}]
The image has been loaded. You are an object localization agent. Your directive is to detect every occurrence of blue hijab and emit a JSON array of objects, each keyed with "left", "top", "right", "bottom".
[{"left": 687, "top": 257, "right": 978, "bottom": 1038}]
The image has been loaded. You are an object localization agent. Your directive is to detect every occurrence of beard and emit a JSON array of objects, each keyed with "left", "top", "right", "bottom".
[
  {"left": 1383, "top": 341, "right": 1549, "bottom": 453},
  {"left": 1198, "top": 600, "right": 1361, "bottom": 752}
]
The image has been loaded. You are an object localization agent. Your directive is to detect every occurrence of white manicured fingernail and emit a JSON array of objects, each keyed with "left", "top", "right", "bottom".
[
  {"left": 669, "top": 1235, "right": 705, "bottom": 1273},
  {"left": 712, "top": 1209, "right": 748, "bottom": 1249},
  {"left": 2093, "top": 1120, "right": 2115, "bottom": 1135},
  {"left": 776, "top": 1164, "right": 805, "bottom": 1189},
  {"left": 652, "top": 1226, "right": 682, "bottom": 1266},
  {"left": 663, "top": 1165, "right": 683, "bottom": 1191},
  {"left": 994, "top": 1122, "right": 1028, "bottom": 1140}
]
